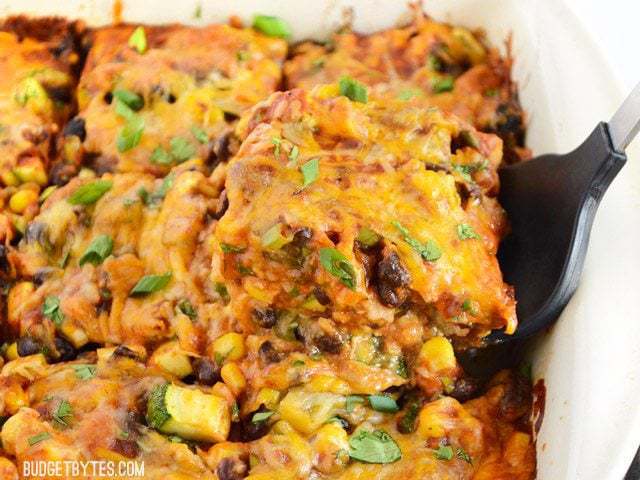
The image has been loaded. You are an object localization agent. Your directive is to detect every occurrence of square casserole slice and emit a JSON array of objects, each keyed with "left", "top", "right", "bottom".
[
  {"left": 62, "top": 23, "right": 287, "bottom": 177},
  {"left": 213, "top": 84, "right": 517, "bottom": 348},
  {"left": 0, "top": 17, "right": 83, "bottom": 240}
]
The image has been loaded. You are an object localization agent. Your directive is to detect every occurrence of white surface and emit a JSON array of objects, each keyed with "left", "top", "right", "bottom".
[
  {"left": 566, "top": 0, "right": 640, "bottom": 92},
  {"left": 1, "top": 1, "right": 639, "bottom": 478}
]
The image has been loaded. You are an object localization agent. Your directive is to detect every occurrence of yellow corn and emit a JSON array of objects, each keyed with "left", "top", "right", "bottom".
[
  {"left": 78, "top": 168, "right": 96, "bottom": 180},
  {"left": 256, "top": 387, "right": 281, "bottom": 410},
  {"left": 307, "top": 375, "right": 350, "bottom": 395},
  {"left": 11, "top": 215, "right": 27, "bottom": 234},
  {"left": 1, "top": 170, "right": 19, "bottom": 186},
  {"left": 213, "top": 332, "right": 245, "bottom": 362},
  {"left": 221, "top": 362, "right": 246, "bottom": 395},
  {"left": 312, "top": 423, "right": 350, "bottom": 474},
  {"left": 418, "top": 336, "right": 457, "bottom": 373},
  {"left": 13, "top": 163, "right": 47, "bottom": 186},
  {"left": 4, "top": 385, "right": 28, "bottom": 413},
  {"left": 5, "top": 342, "right": 18, "bottom": 361},
  {"left": 9, "top": 189, "right": 38, "bottom": 214}
]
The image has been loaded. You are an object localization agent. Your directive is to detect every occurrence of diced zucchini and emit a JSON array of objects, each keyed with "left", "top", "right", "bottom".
[
  {"left": 146, "top": 383, "right": 230, "bottom": 442},
  {"left": 150, "top": 341, "right": 193, "bottom": 378}
]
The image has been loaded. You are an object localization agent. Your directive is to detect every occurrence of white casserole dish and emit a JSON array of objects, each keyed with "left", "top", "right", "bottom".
[{"left": 2, "top": 0, "right": 639, "bottom": 478}]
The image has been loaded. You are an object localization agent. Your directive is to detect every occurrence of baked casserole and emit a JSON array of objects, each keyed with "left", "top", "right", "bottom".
[{"left": 0, "top": 9, "right": 536, "bottom": 480}]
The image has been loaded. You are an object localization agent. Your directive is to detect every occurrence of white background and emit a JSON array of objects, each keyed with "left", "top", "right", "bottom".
[{"left": 566, "top": 0, "right": 639, "bottom": 92}]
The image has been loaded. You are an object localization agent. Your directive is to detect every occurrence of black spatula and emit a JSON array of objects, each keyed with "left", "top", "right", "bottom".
[{"left": 491, "top": 82, "right": 639, "bottom": 344}]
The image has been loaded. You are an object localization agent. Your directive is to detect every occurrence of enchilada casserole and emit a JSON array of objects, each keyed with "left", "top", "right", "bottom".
[{"left": 0, "top": 9, "right": 536, "bottom": 480}]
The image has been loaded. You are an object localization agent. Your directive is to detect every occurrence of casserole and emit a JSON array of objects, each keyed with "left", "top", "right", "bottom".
[{"left": 0, "top": 1, "right": 639, "bottom": 479}]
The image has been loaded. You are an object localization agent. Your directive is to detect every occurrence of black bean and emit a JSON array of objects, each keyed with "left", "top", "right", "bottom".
[
  {"left": 62, "top": 117, "right": 86, "bottom": 141},
  {"left": 49, "top": 162, "right": 78, "bottom": 186},
  {"left": 17, "top": 336, "right": 42, "bottom": 357},
  {"left": 0, "top": 245, "right": 9, "bottom": 273},
  {"left": 24, "top": 222, "right": 48, "bottom": 245},
  {"left": 44, "top": 86, "right": 72, "bottom": 104},
  {"left": 312, "top": 287, "right": 331, "bottom": 306},
  {"left": 252, "top": 308, "right": 277, "bottom": 328},
  {"left": 216, "top": 457, "right": 248, "bottom": 480},
  {"left": 54, "top": 337, "right": 76, "bottom": 362},
  {"left": 211, "top": 190, "right": 229, "bottom": 220},
  {"left": 375, "top": 251, "right": 411, "bottom": 307},
  {"left": 193, "top": 358, "right": 221, "bottom": 386},
  {"left": 258, "top": 341, "right": 282, "bottom": 364},
  {"left": 111, "top": 438, "right": 139, "bottom": 458},
  {"left": 292, "top": 227, "right": 313, "bottom": 245},
  {"left": 33, "top": 267, "right": 55, "bottom": 285},
  {"left": 314, "top": 334, "right": 343, "bottom": 354},
  {"left": 112, "top": 345, "right": 140, "bottom": 360},
  {"left": 450, "top": 376, "right": 481, "bottom": 403},
  {"left": 212, "top": 132, "right": 232, "bottom": 164},
  {"left": 238, "top": 417, "right": 270, "bottom": 441}
]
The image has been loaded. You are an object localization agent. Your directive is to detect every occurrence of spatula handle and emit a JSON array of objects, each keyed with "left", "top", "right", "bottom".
[{"left": 609, "top": 81, "right": 640, "bottom": 152}]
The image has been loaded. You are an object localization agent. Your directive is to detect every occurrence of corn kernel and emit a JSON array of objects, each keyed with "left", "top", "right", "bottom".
[
  {"left": 213, "top": 332, "right": 245, "bottom": 362},
  {"left": 78, "top": 168, "right": 96, "bottom": 180},
  {"left": 256, "top": 388, "right": 281, "bottom": 409},
  {"left": 11, "top": 215, "right": 27, "bottom": 234},
  {"left": 312, "top": 423, "right": 350, "bottom": 474},
  {"left": 221, "top": 362, "right": 246, "bottom": 395},
  {"left": 5, "top": 342, "right": 18, "bottom": 361},
  {"left": 418, "top": 336, "right": 457, "bottom": 373},
  {"left": 39, "top": 185, "right": 57, "bottom": 202},
  {"left": 5, "top": 384, "right": 28, "bottom": 414},
  {"left": 13, "top": 164, "right": 47, "bottom": 186},
  {"left": 1, "top": 170, "right": 19, "bottom": 186},
  {"left": 9, "top": 189, "right": 38, "bottom": 214},
  {"left": 307, "top": 375, "right": 350, "bottom": 395}
]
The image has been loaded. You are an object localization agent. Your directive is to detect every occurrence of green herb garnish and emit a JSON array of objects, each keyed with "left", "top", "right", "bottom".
[
  {"left": 28, "top": 432, "right": 51, "bottom": 446},
  {"left": 52, "top": 400, "right": 73, "bottom": 427},
  {"left": 368, "top": 395, "right": 399, "bottom": 413},
  {"left": 348, "top": 430, "right": 401, "bottom": 464},
  {"left": 73, "top": 364, "right": 97, "bottom": 380},
  {"left": 178, "top": 299, "right": 197, "bottom": 320},
  {"left": 319, "top": 247, "right": 356, "bottom": 290},
  {"left": 130, "top": 272, "right": 172, "bottom": 296},
  {"left": 42, "top": 296, "right": 64, "bottom": 327},
  {"left": 220, "top": 243, "right": 246, "bottom": 253},
  {"left": 397, "top": 89, "right": 422, "bottom": 101},
  {"left": 150, "top": 146, "right": 172, "bottom": 165},
  {"left": 68, "top": 180, "right": 112, "bottom": 205},
  {"left": 356, "top": 227, "right": 380, "bottom": 247},
  {"left": 432, "top": 76, "right": 454, "bottom": 94},
  {"left": 457, "top": 223, "right": 479, "bottom": 240},
  {"left": 169, "top": 137, "right": 196, "bottom": 162},
  {"left": 251, "top": 411, "right": 274, "bottom": 423},
  {"left": 456, "top": 447, "right": 473, "bottom": 464},
  {"left": 288, "top": 145, "right": 299, "bottom": 162},
  {"left": 339, "top": 76, "right": 368, "bottom": 103},
  {"left": 345, "top": 395, "right": 365, "bottom": 413},
  {"left": 113, "top": 89, "right": 143, "bottom": 111},
  {"left": 272, "top": 137, "right": 282, "bottom": 158},
  {"left": 252, "top": 15, "right": 291, "bottom": 38},
  {"left": 392, "top": 221, "right": 441, "bottom": 261},
  {"left": 79, "top": 234, "right": 113, "bottom": 266},
  {"left": 434, "top": 444, "right": 454, "bottom": 460},
  {"left": 261, "top": 223, "right": 291, "bottom": 250},
  {"left": 128, "top": 26, "right": 147, "bottom": 54},
  {"left": 301, "top": 157, "right": 319, "bottom": 187},
  {"left": 190, "top": 126, "right": 208, "bottom": 144},
  {"left": 116, "top": 115, "right": 145, "bottom": 152}
]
